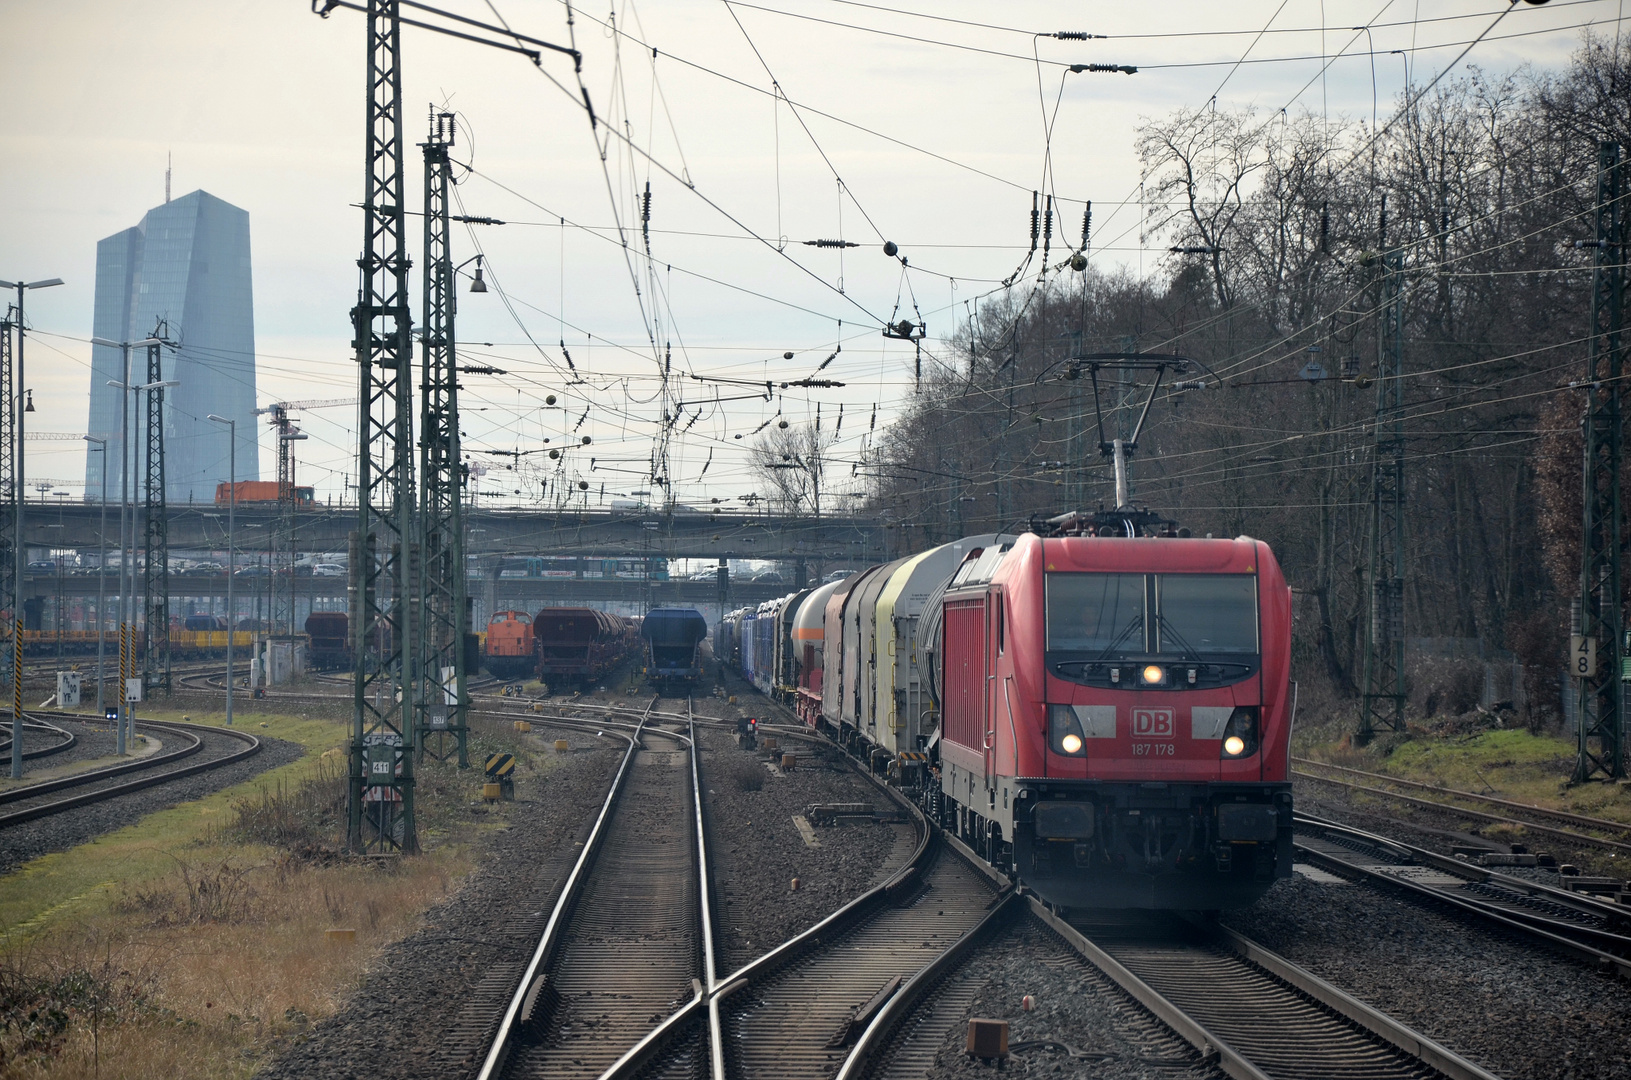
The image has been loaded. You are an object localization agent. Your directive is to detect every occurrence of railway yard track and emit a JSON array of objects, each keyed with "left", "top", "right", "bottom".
[
  {"left": 1293, "top": 756, "right": 1631, "bottom": 856},
  {"left": 12, "top": 663, "right": 1622, "bottom": 1080},
  {"left": 0, "top": 714, "right": 260, "bottom": 828},
  {"left": 1294, "top": 812, "right": 1631, "bottom": 977},
  {"left": 480, "top": 700, "right": 710, "bottom": 1080}
]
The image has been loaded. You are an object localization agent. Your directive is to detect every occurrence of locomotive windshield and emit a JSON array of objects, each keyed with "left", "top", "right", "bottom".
[
  {"left": 1046, "top": 573, "right": 1258, "bottom": 657},
  {"left": 1044, "top": 573, "right": 1145, "bottom": 653},
  {"left": 1155, "top": 574, "right": 1257, "bottom": 654}
]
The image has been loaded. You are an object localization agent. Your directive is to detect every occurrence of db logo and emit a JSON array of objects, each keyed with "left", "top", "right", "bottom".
[{"left": 1131, "top": 708, "right": 1175, "bottom": 738}]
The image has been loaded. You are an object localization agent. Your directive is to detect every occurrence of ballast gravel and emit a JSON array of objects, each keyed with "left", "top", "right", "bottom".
[
  {"left": 0, "top": 724, "right": 302, "bottom": 875},
  {"left": 922, "top": 919, "right": 1224, "bottom": 1080},
  {"left": 4, "top": 715, "right": 122, "bottom": 774},
  {"left": 691, "top": 692, "right": 917, "bottom": 972},
  {"left": 1225, "top": 868, "right": 1631, "bottom": 1080}
]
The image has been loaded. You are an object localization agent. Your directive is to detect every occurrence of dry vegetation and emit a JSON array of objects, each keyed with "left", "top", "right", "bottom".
[{"left": 0, "top": 711, "right": 544, "bottom": 1080}]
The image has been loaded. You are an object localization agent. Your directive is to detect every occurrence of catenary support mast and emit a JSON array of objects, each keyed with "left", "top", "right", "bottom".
[
  {"left": 417, "top": 109, "right": 468, "bottom": 766},
  {"left": 142, "top": 323, "right": 172, "bottom": 696},
  {"left": 1574, "top": 141, "right": 1626, "bottom": 782},
  {"left": 1359, "top": 239, "right": 1407, "bottom": 741},
  {"left": 346, "top": 0, "right": 418, "bottom": 854}
]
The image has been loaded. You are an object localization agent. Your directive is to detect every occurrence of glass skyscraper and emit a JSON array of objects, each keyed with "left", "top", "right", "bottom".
[{"left": 86, "top": 189, "right": 258, "bottom": 503}]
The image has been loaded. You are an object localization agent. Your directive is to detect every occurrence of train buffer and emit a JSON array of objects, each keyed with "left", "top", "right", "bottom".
[{"left": 483, "top": 752, "right": 516, "bottom": 801}]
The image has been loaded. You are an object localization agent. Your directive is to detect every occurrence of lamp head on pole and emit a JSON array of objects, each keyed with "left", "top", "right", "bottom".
[
  {"left": 469, "top": 255, "right": 488, "bottom": 294},
  {"left": 24, "top": 390, "right": 34, "bottom": 413}
]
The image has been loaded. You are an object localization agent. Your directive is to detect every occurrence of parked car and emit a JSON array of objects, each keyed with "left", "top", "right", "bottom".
[
  {"left": 311, "top": 563, "right": 346, "bottom": 578},
  {"left": 234, "top": 565, "right": 271, "bottom": 578},
  {"left": 26, "top": 560, "right": 56, "bottom": 573},
  {"left": 182, "top": 562, "right": 224, "bottom": 576}
]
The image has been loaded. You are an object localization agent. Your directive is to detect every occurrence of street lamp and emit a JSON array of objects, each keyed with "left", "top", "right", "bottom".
[
  {"left": 82, "top": 436, "right": 109, "bottom": 716},
  {"left": 207, "top": 414, "right": 235, "bottom": 726},
  {"left": 97, "top": 343, "right": 172, "bottom": 755},
  {"left": 3, "top": 275, "right": 64, "bottom": 779}
]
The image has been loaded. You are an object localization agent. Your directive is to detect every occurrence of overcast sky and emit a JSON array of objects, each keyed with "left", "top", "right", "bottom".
[{"left": 0, "top": 0, "right": 1616, "bottom": 510}]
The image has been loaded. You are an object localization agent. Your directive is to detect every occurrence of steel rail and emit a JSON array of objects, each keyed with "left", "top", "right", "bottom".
[
  {"left": 0, "top": 719, "right": 260, "bottom": 828},
  {"left": 1294, "top": 756, "right": 1631, "bottom": 837},
  {"left": 832, "top": 833, "right": 1020, "bottom": 1080},
  {"left": 0, "top": 718, "right": 208, "bottom": 805},
  {"left": 0, "top": 713, "right": 77, "bottom": 761},
  {"left": 594, "top": 696, "right": 936, "bottom": 1080},
  {"left": 1029, "top": 897, "right": 1504, "bottom": 1080},
  {"left": 1295, "top": 767, "right": 1631, "bottom": 855},
  {"left": 1295, "top": 813, "right": 1631, "bottom": 978}
]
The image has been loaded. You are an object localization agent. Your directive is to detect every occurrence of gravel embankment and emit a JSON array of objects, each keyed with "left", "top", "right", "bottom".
[
  {"left": 922, "top": 919, "right": 1224, "bottom": 1080},
  {"left": 1225, "top": 871, "right": 1631, "bottom": 1080},
  {"left": 256, "top": 728, "right": 625, "bottom": 1080},
  {"left": 0, "top": 726, "right": 303, "bottom": 875}
]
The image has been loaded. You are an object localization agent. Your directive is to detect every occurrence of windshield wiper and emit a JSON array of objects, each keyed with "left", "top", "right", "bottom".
[
  {"left": 1154, "top": 614, "right": 1203, "bottom": 662},
  {"left": 1091, "top": 616, "right": 1145, "bottom": 663}
]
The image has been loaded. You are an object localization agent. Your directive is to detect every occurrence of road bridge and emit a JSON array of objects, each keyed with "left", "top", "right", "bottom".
[{"left": 19, "top": 500, "right": 890, "bottom": 562}]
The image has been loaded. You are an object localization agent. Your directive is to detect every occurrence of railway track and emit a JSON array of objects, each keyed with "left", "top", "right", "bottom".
[
  {"left": 1294, "top": 812, "right": 1631, "bottom": 978},
  {"left": 0, "top": 713, "right": 78, "bottom": 761},
  {"left": 1293, "top": 757, "right": 1631, "bottom": 856},
  {"left": 0, "top": 715, "right": 260, "bottom": 828},
  {"left": 821, "top": 826, "right": 1501, "bottom": 1080},
  {"left": 472, "top": 696, "right": 716, "bottom": 1080}
]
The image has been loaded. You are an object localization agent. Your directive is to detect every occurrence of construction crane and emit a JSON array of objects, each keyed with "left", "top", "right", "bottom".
[{"left": 252, "top": 397, "right": 356, "bottom": 636}]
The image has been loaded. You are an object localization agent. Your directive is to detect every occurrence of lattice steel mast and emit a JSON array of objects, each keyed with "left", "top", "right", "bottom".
[
  {"left": 417, "top": 109, "right": 468, "bottom": 766},
  {"left": 1359, "top": 233, "right": 1407, "bottom": 741},
  {"left": 142, "top": 321, "right": 173, "bottom": 696},
  {"left": 1574, "top": 141, "right": 1626, "bottom": 782},
  {"left": 346, "top": 0, "right": 418, "bottom": 854},
  {"left": 0, "top": 314, "right": 13, "bottom": 699}
]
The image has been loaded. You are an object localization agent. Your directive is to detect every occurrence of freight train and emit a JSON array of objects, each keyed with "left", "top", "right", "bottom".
[
  {"left": 723, "top": 517, "right": 1295, "bottom": 911},
  {"left": 533, "top": 607, "right": 639, "bottom": 687},
  {"left": 641, "top": 607, "right": 709, "bottom": 689},
  {"left": 4, "top": 626, "right": 256, "bottom": 659}
]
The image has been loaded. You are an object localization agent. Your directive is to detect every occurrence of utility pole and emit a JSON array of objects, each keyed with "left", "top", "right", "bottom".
[
  {"left": 142, "top": 322, "right": 173, "bottom": 697},
  {"left": 7, "top": 275, "right": 63, "bottom": 778},
  {"left": 1574, "top": 141, "right": 1626, "bottom": 782},
  {"left": 347, "top": 0, "right": 418, "bottom": 855},
  {"left": 1359, "top": 223, "right": 1408, "bottom": 742},
  {"left": 417, "top": 108, "right": 468, "bottom": 766},
  {"left": 271, "top": 402, "right": 304, "bottom": 639}
]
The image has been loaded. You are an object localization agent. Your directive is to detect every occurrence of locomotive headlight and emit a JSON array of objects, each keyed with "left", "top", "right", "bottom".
[
  {"left": 1220, "top": 707, "right": 1260, "bottom": 759},
  {"left": 1048, "top": 704, "right": 1087, "bottom": 756},
  {"left": 1141, "top": 664, "right": 1165, "bottom": 685}
]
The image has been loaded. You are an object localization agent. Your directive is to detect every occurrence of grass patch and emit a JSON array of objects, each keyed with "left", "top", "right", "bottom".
[{"left": 0, "top": 705, "right": 556, "bottom": 1080}]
